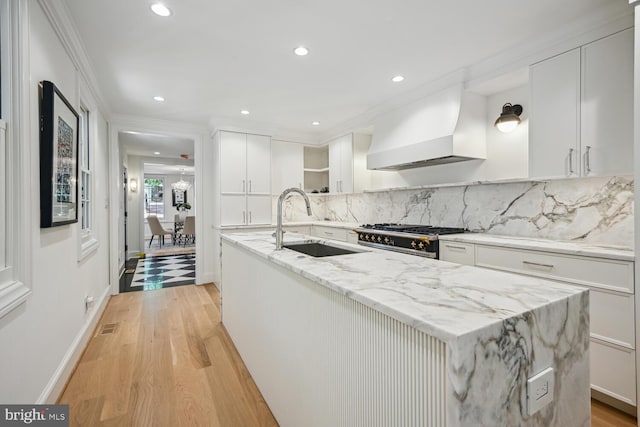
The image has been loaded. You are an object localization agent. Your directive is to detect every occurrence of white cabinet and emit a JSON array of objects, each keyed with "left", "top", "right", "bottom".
[
  {"left": 440, "top": 242, "right": 475, "bottom": 266},
  {"left": 329, "top": 135, "right": 352, "bottom": 193},
  {"left": 530, "top": 49, "right": 580, "bottom": 177},
  {"left": 219, "top": 131, "right": 272, "bottom": 226},
  {"left": 529, "top": 29, "right": 633, "bottom": 178},
  {"left": 580, "top": 29, "right": 634, "bottom": 176},
  {"left": 272, "top": 140, "right": 304, "bottom": 194},
  {"left": 220, "top": 131, "right": 248, "bottom": 193},
  {"left": 246, "top": 134, "right": 271, "bottom": 194},
  {"left": 310, "top": 224, "right": 358, "bottom": 243},
  {"left": 328, "top": 133, "right": 372, "bottom": 193}
]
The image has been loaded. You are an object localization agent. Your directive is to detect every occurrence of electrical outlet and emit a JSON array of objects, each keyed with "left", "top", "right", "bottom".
[{"left": 526, "top": 367, "right": 554, "bottom": 415}]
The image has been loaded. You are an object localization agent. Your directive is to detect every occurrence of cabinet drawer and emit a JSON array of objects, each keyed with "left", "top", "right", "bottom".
[
  {"left": 312, "top": 225, "right": 347, "bottom": 242},
  {"left": 440, "top": 242, "right": 475, "bottom": 266},
  {"left": 590, "top": 289, "right": 635, "bottom": 348},
  {"left": 475, "top": 245, "right": 633, "bottom": 293},
  {"left": 284, "top": 226, "right": 311, "bottom": 235},
  {"left": 591, "top": 340, "right": 636, "bottom": 405},
  {"left": 346, "top": 231, "right": 358, "bottom": 244}
]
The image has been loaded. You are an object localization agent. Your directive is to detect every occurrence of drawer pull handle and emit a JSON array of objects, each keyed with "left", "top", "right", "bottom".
[
  {"left": 445, "top": 244, "right": 467, "bottom": 251},
  {"left": 523, "top": 260, "right": 554, "bottom": 269},
  {"left": 324, "top": 231, "right": 334, "bottom": 235}
]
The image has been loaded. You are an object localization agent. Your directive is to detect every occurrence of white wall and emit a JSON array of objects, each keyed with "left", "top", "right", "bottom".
[
  {"left": 0, "top": 2, "right": 111, "bottom": 403},
  {"left": 370, "top": 85, "right": 529, "bottom": 189},
  {"left": 126, "top": 155, "right": 143, "bottom": 256}
]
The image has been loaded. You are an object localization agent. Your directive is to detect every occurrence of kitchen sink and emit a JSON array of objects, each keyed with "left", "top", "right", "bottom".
[{"left": 283, "top": 241, "right": 364, "bottom": 257}]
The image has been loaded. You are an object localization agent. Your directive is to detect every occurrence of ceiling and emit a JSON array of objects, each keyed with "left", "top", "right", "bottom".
[
  {"left": 65, "top": 0, "right": 627, "bottom": 141},
  {"left": 120, "top": 131, "right": 194, "bottom": 159}
]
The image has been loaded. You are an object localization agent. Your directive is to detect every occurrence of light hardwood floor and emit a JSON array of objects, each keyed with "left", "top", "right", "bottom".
[{"left": 59, "top": 284, "right": 637, "bottom": 426}]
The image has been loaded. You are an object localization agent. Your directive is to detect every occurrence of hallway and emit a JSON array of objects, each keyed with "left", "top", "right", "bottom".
[{"left": 58, "top": 285, "right": 277, "bottom": 426}]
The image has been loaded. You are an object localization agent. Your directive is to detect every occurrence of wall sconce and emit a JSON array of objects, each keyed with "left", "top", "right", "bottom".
[
  {"left": 129, "top": 178, "right": 138, "bottom": 193},
  {"left": 494, "top": 103, "right": 523, "bottom": 133}
]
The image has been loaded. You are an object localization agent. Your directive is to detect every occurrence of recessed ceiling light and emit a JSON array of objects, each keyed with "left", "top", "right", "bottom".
[
  {"left": 153, "top": 96, "right": 165, "bottom": 102},
  {"left": 392, "top": 75, "right": 404, "bottom": 83},
  {"left": 240, "top": 110, "right": 250, "bottom": 115},
  {"left": 312, "top": 121, "right": 320, "bottom": 126},
  {"left": 294, "top": 46, "right": 309, "bottom": 56},
  {"left": 151, "top": 3, "right": 172, "bottom": 17},
  {"left": 154, "top": 152, "right": 160, "bottom": 155}
]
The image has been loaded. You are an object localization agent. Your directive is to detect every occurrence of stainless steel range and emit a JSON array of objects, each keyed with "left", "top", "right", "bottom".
[{"left": 353, "top": 223, "right": 467, "bottom": 259}]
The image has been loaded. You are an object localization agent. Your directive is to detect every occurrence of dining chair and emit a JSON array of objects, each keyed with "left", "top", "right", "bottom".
[
  {"left": 179, "top": 215, "right": 195, "bottom": 246},
  {"left": 147, "top": 215, "right": 173, "bottom": 247}
]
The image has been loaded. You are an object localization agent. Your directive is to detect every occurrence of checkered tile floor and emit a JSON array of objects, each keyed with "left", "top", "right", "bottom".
[{"left": 130, "top": 253, "right": 195, "bottom": 291}]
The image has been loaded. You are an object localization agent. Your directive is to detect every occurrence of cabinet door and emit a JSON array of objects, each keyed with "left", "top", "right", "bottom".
[
  {"left": 246, "top": 134, "right": 271, "bottom": 195},
  {"left": 221, "top": 194, "right": 247, "bottom": 226},
  {"left": 329, "top": 139, "right": 341, "bottom": 193},
  {"left": 530, "top": 49, "right": 580, "bottom": 178},
  {"left": 581, "top": 29, "right": 633, "bottom": 176},
  {"left": 339, "top": 135, "right": 354, "bottom": 193},
  {"left": 247, "top": 195, "right": 272, "bottom": 225},
  {"left": 272, "top": 141, "right": 304, "bottom": 194},
  {"left": 220, "top": 131, "right": 247, "bottom": 193}
]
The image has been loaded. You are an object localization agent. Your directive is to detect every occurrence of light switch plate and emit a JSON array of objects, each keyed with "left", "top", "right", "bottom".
[{"left": 526, "top": 367, "right": 554, "bottom": 415}]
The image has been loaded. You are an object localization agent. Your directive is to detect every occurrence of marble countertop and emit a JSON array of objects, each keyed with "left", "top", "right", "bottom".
[
  {"left": 440, "top": 233, "right": 634, "bottom": 261},
  {"left": 222, "top": 231, "right": 587, "bottom": 344},
  {"left": 218, "top": 221, "right": 359, "bottom": 231}
]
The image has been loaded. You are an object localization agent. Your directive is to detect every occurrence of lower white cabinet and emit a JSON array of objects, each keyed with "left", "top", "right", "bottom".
[
  {"left": 443, "top": 240, "right": 636, "bottom": 407},
  {"left": 310, "top": 225, "right": 358, "bottom": 243},
  {"left": 440, "top": 242, "right": 475, "bottom": 265}
]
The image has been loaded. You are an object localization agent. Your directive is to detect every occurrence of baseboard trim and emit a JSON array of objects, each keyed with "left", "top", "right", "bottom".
[
  {"left": 36, "top": 285, "right": 111, "bottom": 404},
  {"left": 591, "top": 389, "right": 637, "bottom": 417}
]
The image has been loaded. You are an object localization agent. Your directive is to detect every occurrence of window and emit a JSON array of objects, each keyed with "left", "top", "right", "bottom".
[
  {"left": 77, "top": 99, "right": 98, "bottom": 260},
  {"left": 144, "top": 177, "right": 165, "bottom": 219},
  {"left": 79, "top": 105, "right": 91, "bottom": 231}
]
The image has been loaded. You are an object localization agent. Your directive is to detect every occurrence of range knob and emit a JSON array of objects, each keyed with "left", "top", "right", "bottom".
[
  {"left": 418, "top": 242, "right": 425, "bottom": 249},
  {"left": 411, "top": 241, "right": 417, "bottom": 248},
  {"left": 377, "top": 236, "right": 382, "bottom": 243},
  {"left": 365, "top": 234, "right": 370, "bottom": 241},
  {"left": 384, "top": 237, "right": 390, "bottom": 244}
]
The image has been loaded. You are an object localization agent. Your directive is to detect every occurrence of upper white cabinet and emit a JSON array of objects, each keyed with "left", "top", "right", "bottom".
[
  {"left": 218, "top": 131, "right": 271, "bottom": 226},
  {"left": 530, "top": 28, "right": 633, "bottom": 178},
  {"left": 220, "top": 131, "right": 248, "bottom": 193},
  {"left": 581, "top": 29, "right": 634, "bottom": 176},
  {"left": 328, "top": 133, "right": 372, "bottom": 193},
  {"left": 271, "top": 140, "right": 304, "bottom": 194},
  {"left": 329, "top": 135, "right": 353, "bottom": 193},
  {"left": 246, "top": 134, "right": 271, "bottom": 194}
]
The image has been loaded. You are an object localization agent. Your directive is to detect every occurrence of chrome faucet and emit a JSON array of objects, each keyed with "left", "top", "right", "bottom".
[{"left": 276, "top": 187, "right": 312, "bottom": 250}]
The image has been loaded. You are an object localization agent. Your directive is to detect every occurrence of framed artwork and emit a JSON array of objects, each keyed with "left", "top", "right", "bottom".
[
  {"left": 172, "top": 189, "right": 187, "bottom": 206},
  {"left": 39, "top": 80, "right": 79, "bottom": 227}
]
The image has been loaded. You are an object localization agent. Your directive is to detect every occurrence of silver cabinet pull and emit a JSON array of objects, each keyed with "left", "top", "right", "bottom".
[
  {"left": 445, "top": 244, "right": 467, "bottom": 251},
  {"left": 249, "top": 180, "right": 252, "bottom": 193},
  {"left": 584, "top": 146, "right": 591, "bottom": 175},
  {"left": 249, "top": 211, "right": 252, "bottom": 223},
  {"left": 522, "top": 260, "right": 554, "bottom": 269},
  {"left": 324, "top": 231, "right": 334, "bottom": 235},
  {"left": 243, "top": 211, "right": 246, "bottom": 224},
  {"left": 242, "top": 180, "right": 246, "bottom": 193},
  {"left": 568, "top": 148, "right": 575, "bottom": 175}
]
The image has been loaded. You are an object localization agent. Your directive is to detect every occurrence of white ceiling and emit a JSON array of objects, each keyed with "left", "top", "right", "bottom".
[
  {"left": 65, "top": 0, "right": 628, "bottom": 140},
  {"left": 120, "top": 131, "right": 194, "bottom": 159}
]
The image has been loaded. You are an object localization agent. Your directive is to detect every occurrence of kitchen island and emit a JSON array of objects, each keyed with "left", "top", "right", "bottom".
[{"left": 220, "top": 232, "right": 590, "bottom": 427}]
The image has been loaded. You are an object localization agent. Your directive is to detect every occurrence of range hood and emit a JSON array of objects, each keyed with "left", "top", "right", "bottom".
[{"left": 367, "top": 85, "right": 487, "bottom": 171}]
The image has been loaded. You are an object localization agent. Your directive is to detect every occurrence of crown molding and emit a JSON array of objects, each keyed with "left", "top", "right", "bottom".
[
  {"left": 37, "top": 0, "right": 111, "bottom": 117},
  {"left": 110, "top": 114, "right": 208, "bottom": 138}
]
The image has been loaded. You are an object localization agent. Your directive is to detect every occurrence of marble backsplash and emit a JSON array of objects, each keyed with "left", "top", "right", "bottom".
[{"left": 277, "top": 175, "right": 634, "bottom": 248}]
